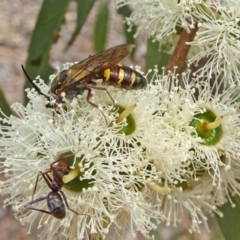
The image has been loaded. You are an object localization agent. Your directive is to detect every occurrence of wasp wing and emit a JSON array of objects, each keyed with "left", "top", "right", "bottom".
[{"left": 56, "top": 44, "right": 135, "bottom": 94}]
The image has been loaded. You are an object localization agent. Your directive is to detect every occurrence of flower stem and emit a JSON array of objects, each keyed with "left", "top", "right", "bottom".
[{"left": 165, "top": 25, "right": 198, "bottom": 74}]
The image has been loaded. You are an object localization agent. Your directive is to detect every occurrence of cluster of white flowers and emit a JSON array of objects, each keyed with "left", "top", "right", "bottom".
[
  {"left": 117, "top": 0, "right": 240, "bottom": 81},
  {"left": 0, "top": 63, "right": 240, "bottom": 239}
]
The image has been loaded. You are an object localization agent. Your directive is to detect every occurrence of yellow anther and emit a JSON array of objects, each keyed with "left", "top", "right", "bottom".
[
  {"left": 62, "top": 168, "right": 79, "bottom": 183},
  {"left": 146, "top": 182, "right": 172, "bottom": 194},
  {"left": 205, "top": 115, "right": 222, "bottom": 130}
]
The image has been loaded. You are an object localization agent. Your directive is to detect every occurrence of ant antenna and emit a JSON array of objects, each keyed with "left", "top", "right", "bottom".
[{"left": 21, "top": 64, "right": 50, "bottom": 102}]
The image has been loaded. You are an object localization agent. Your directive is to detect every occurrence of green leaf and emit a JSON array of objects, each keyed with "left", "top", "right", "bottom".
[
  {"left": 93, "top": 1, "right": 109, "bottom": 52},
  {"left": 0, "top": 88, "right": 11, "bottom": 117},
  {"left": 67, "top": 0, "right": 96, "bottom": 48},
  {"left": 24, "top": 0, "right": 70, "bottom": 103},
  {"left": 216, "top": 195, "right": 240, "bottom": 240},
  {"left": 117, "top": 5, "right": 136, "bottom": 57},
  {"left": 146, "top": 39, "right": 170, "bottom": 78}
]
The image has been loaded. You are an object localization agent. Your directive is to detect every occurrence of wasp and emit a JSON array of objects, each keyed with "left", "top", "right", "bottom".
[
  {"left": 22, "top": 44, "right": 147, "bottom": 109},
  {"left": 24, "top": 159, "right": 88, "bottom": 219}
]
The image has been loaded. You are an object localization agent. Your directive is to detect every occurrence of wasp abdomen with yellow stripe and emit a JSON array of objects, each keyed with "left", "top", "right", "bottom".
[
  {"left": 22, "top": 44, "right": 148, "bottom": 111},
  {"left": 98, "top": 64, "right": 147, "bottom": 90}
]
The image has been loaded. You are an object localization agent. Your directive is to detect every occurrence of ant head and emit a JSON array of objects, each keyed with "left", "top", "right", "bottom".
[
  {"left": 45, "top": 103, "right": 53, "bottom": 109},
  {"left": 21, "top": 65, "right": 51, "bottom": 103}
]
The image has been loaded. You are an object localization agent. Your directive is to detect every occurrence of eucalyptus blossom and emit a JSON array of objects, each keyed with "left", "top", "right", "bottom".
[
  {"left": 1, "top": 64, "right": 240, "bottom": 239},
  {"left": 117, "top": 0, "right": 240, "bottom": 81}
]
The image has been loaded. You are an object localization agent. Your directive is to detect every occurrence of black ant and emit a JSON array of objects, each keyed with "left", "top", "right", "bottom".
[{"left": 24, "top": 159, "right": 86, "bottom": 219}]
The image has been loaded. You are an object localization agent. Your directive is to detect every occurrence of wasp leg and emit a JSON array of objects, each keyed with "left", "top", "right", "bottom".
[
  {"left": 84, "top": 87, "right": 107, "bottom": 124},
  {"left": 85, "top": 84, "right": 116, "bottom": 120},
  {"left": 85, "top": 84, "right": 115, "bottom": 107}
]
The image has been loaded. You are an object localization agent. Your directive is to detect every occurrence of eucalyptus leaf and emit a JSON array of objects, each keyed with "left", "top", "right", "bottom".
[
  {"left": 216, "top": 195, "right": 240, "bottom": 240},
  {"left": 117, "top": 4, "right": 136, "bottom": 57},
  {"left": 93, "top": 1, "right": 109, "bottom": 53},
  {"left": 24, "top": 0, "right": 70, "bottom": 103},
  {"left": 67, "top": 0, "right": 96, "bottom": 48},
  {"left": 0, "top": 87, "right": 11, "bottom": 117},
  {"left": 146, "top": 39, "right": 170, "bottom": 78}
]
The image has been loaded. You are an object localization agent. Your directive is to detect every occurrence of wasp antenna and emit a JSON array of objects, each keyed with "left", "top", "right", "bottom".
[{"left": 21, "top": 65, "right": 50, "bottom": 101}]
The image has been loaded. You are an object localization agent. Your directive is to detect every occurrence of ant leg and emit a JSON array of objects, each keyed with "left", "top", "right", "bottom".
[
  {"left": 39, "top": 171, "right": 54, "bottom": 190},
  {"left": 31, "top": 170, "right": 50, "bottom": 201},
  {"left": 24, "top": 195, "right": 52, "bottom": 215},
  {"left": 59, "top": 190, "right": 90, "bottom": 217},
  {"left": 31, "top": 172, "right": 42, "bottom": 201}
]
